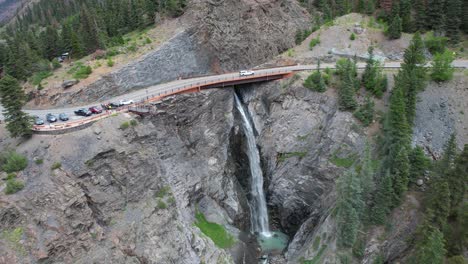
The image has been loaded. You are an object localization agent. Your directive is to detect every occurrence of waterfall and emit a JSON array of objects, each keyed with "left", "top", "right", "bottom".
[{"left": 234, "top": 93, "right": 271, "bottom": 238}]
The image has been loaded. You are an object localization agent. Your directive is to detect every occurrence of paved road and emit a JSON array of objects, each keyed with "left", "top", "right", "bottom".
[{"left": 0, "top": 60, "right": 467, "bottom": 122}]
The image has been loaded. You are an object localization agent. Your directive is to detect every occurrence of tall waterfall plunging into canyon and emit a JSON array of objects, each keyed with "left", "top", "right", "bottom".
[{"left": 234, "top": 94, "right": 271, "bottom": 237}]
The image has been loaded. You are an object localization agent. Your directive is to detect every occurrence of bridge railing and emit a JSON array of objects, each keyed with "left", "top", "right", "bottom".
[{"left": 32, "top": 70, "right": 293, "bottom": 132}]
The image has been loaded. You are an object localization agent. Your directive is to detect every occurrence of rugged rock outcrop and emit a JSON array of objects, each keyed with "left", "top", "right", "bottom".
[
  {"left": 51, "top": 0, "right": 309, "bottom": 107},
  {"left": 0, "top": 89, "right": 254, "bottom": 263}
]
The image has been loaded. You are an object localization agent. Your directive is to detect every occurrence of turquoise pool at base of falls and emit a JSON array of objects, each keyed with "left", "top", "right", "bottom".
[{"left": 257, "top": 231, "right": 289, "bottom": 253}]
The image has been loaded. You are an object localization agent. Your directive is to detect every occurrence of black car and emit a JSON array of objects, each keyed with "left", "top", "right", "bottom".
[
  {"left": 59, "top": 113, "right": 69, "bottom": 121},
  {"left": 74, "top": 108, "right": 92, "bottom": 116},
  {"left": 109, "top": 102, "right": 121, "bottom": 108},
  {"left": 46, "top": 113, "right": 57, "bottom": 123}
]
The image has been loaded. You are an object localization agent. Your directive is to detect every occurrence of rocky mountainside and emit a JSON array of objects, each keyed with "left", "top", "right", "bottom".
[
  {"left": 50, "top": 0, "right": 309, "bottom": 107},
  {"left": 1, "top": 73, "right": 372, "bottom": 263},
  {"left": 0, "top": 0, "right": 24, "bottom": 24}
]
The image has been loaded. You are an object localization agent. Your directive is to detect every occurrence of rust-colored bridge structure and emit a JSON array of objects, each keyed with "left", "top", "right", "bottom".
[{"left": 32, "top": 70, "right": 294, "bottom": 133}]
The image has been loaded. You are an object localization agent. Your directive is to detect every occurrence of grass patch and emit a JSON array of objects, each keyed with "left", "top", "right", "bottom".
[
  {"left": 31, "top": 71, "right": 52, "bottom": 86},
  {"left": 157, "top": 199, "right": 167, "bottom": 209},
  {"left": 350, "top": 33, "right": 356, "bottom": 40},
  {"left": 278, "top": 152, "right": 307, "bottom": 162},
  {"left": 35, "top": 158, "right": 43, "bottom": 165},
  {"left": 194, "top": 211, "right": 235, "bottom": 249},
  {"left": 1, "top": 227, "right": 26, "bottom": 254},
  {"left": 156, "top": 186, "right": 171, "bottom": 198},
  {"left": 85, "top": 159, "right": 94, "bottom": 167},
  {"left": 309, "top": 37, "right": 320, "bottom": 50},
  {"left": 120, "top": 121, "right": 130, "bottom": 130},
  {"left": 330, "top": 152, "right": 357, "bottom": 168},
  {"left": 5, "top": 178, "right": 25, "bottom": 194},
  {"left": 68, "top": 62, "right": 92, "bottom": 79},
  {"left": 51, "top": 162, "right": 61, "bottom": 170},
  {"left": 130, "top": 119, "right": 138, "bottom": 126},
  {"left": 1, "top": 152, "right": 28, "bottom": 173}
]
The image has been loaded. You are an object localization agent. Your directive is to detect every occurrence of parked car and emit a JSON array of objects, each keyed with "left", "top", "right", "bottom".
[
  {"left": 119, "top": 99, "right": 134, "bottom": 106},
  {"left": 59, "top": 113, "right": 69, "bottom": 121},
  {"left": 89, "top": 106, "right": 103, "bottom": 114},
  {"left": 74, "top": 108, "right": 92, "bottom": 116},
  {"left": 34, "top": 116, "right": 44, "bottom": 125},
  {"left": 46, "top": 113, "right": 57, "bottom": 123},
  {"left": 109, "top": 102, "right": 121, "bottom": 108},
  {"left": 239, "top": 70, "right": 255, "bottom": 76}
]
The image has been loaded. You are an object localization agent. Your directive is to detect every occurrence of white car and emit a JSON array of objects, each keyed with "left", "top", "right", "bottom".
[
  {"left": 239, "top": 70, "right": 255, "bottom": 76},
  {"left": 119, "top": 99, "right": 134, "bottom": 106}
]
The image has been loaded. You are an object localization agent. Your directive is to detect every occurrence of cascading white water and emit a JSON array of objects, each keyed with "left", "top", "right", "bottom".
[{"left": 234, "top": 94, "right": 271, "bottom": 238}]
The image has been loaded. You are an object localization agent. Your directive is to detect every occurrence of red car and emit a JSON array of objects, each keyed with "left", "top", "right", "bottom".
[{"left": 89, "top": 106, "right": 103, "bottom": 114}]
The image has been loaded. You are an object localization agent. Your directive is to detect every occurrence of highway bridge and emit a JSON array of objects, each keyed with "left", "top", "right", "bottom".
[{"left": 0, "top": 60, "right": 467, "bottom": 132}]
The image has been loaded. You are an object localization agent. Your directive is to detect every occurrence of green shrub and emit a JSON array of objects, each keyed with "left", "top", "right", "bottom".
[
  {"left": 145, "top": 37, "right": 152, "bottom": 44},
  {"left": 2, "top": 152, "right": 28, "bottom": 173},
  {"left": 51, "top": 162, "right": 61, "bottom": 170},
  {"left": 6, "top": 173, "right": 16, "bottom": 180},
  {"left": 309, "top": 37, "right": 320, "bottom": 50},
  {"left": 31, "top": 71, "right": 52, "bottom": 86},
  {"left": 130, "top": 119, "right": 138, "bottom": 126},
  {"left": 194, "top": 211, "right": 235, "bottom": 249},
  {"left": 106, "top": 49, "right": 120, "bottom": 57},
  {"left": 330, "top": 153, "right": 357, "bottom": 168},
  {"left": 156, "top": 186, "right": 171, "bottom": 198},
  {"left": 425, "top": 33, "right": 448, "bottom": 54},
  {"left": 127, "top": 43, "right": 137, "bottom": 52},
  {"left": 107, "top": 58, "right": 114, "bottom": 67},
  {"left": 278, "top": 152, "right": 307, "bottom": 162},
  {"left": 73, "top": 65, "right": 92, "bottom": 79},
  {"left": 304, "top": 71, "right": 327, "bottom": 92},
  {"left": 35, "top": 159, "right": 43, "bottom": 165},
  {"left": 431, "top": 49, "right": 455, "bottom": 82},
  {"left": 350, "top": 33, "right": 356, "bottom": 40},
  {"left": 157, "top": 199, "right": 167, "bottom": 209},
  {"left": 354, "top": 97, "right": 375, "bottom": 126},
  {"left": 5, "top": 179, "right": 25, "bottom": 194},
  {"left": 352, "top": 237, "right": 366, "bottom": 258},
  {"left": 52, "top": 58, "right": 62, "bottom": 69},
  {"left": 120, "top": 121, "right": 130, "bottom": 130}
]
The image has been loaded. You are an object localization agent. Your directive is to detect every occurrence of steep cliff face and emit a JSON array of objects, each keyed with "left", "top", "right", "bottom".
[
  {"left": 236, "top": 78, "right": 368, "bottom": 263},
  {"left": 0, "top": 89, "right": 255, "bottom": 263},
  {"left": 51, "top": 0, "right": 310, "bottom": 107}
]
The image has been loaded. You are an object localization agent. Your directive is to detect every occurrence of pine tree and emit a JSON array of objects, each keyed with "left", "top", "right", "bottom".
[
  {"left": 370, "top": 170, "right": 393, "bottom": 224},
  {"left": 426, "top": 0, "right": 446, "bottom": 34},
  {"left": 427, "top": 178, "right": 451, "bottom": 229},
  {"left": 388, "top": 3, "right": 402, "bottom": 39},
  {"left": 445, "top": 0, "right": 462, "bottom": 43},
  {"left": 463, "top": 0, "right": 468, "bottom": 34},
  {"left": 446, "top": 145, "right": 467, "bottom": 214},
  {"left": 60, "top": 21, "right": 73, "bottom": 52},
  {"left": 337, "top": 58, "right": 358, "bottom": 110},
  {"left": 392, "top": 146, "right": 410, "bottom": 205},
  {"left": 79, "top": 5, "right": 104, "bottom": 53},
  {"left": 70, "top": 31, "right": 85, "bottom": 59},
  {"left": 362, "top": 46, "right": 385, "bottom": 97},
  {"left": 336, "top": 171, "right": 364, "bottom": 247},
  {"left": 400, "top": 0, "right": 413, "bottom": 32},
  {"left": 387, "top": 84, "right": 411, "bottom": 150},
  {"left": 411, "top": 216, "right": 447, "bottom": 264},
  {"left": 408, "top": 146, "right": 431, "bottom": 182},
  {"left": 399, "top": 33, "right": 427, "bottom": 125},
  {"left": 414, "top": 0, "right": 427, "bottom": 31},
  {"left": 354, "top": 96, "right": 375, "bottom": 126},
  {"left": 0, "top": 75, "right": 32, "bottom": 138},
  {"left": 41, "top": 26, "right": 60, "bottom": 60}
]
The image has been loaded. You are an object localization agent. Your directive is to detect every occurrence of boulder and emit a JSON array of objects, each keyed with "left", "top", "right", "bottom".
[{"left": 62, "top": 79, "right": 79, "bottom": 89}]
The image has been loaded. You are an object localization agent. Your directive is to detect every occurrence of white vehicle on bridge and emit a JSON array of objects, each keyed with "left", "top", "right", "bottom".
[
  {"left": 239, "top": 70, "right": 255, "bottom": 76},
  {"left": 119, "top": 99, "right": 134, "bottom": 106}
]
